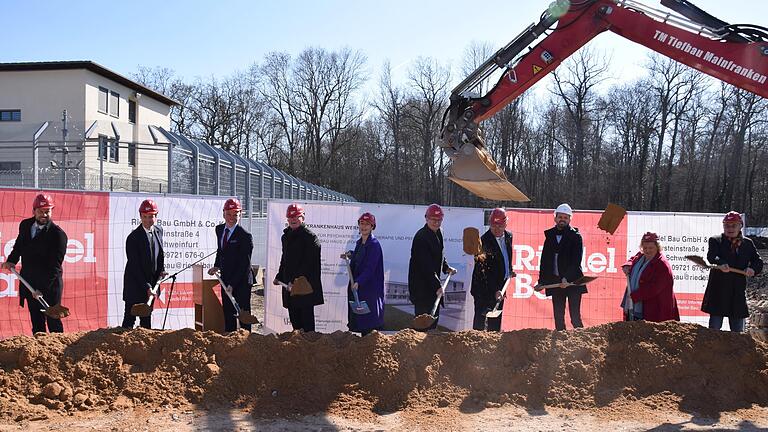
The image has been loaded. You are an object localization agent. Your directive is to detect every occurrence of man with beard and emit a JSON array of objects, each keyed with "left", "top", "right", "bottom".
[
  {"left": 536, "top": 203, "right": 586, "bottom": 331},
  {"left": 2, "top": 193, "right": 68, "bottom": 334}
]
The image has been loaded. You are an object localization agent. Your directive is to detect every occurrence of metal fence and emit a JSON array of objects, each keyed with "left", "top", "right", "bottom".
[{"left": 0, "top": 119, "right": 355, "bottom": 215}]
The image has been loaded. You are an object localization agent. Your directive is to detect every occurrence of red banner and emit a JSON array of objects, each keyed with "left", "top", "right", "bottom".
[
  {"left": 0, "top": 189, "right": 109, "bottom": 336},
  {"left": 501, "top": 209, "right": 628, "bottom": 330}
]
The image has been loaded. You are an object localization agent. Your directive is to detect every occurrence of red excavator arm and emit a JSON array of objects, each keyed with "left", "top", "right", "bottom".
[{"left": 441, "top": 0, "right": 768, "bottom": 202}]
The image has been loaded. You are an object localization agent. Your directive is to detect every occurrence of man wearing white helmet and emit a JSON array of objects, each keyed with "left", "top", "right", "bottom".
[{"left": 536, "top": 203, "right": 586, "bottom": 331}]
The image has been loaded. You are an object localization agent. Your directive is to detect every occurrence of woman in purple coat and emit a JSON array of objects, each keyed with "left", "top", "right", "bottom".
[{"left": 345, "top": 212, "right": 385, "bottom": 335}]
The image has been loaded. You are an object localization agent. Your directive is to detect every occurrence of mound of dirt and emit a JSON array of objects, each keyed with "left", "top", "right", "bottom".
[{"left": 1, "top": 322, "right": 767, "bottom": 423}]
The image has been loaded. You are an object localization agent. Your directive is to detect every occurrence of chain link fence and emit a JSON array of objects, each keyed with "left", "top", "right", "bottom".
[{"left": 0, "top": 120, "right": 355, "bottom": 216}]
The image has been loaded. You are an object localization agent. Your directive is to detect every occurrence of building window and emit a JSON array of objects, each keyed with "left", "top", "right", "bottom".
[
  {"left": 109, "top": 91, "right": 119, "bottom": 117},
  {"left": 128, "top": 142, "right": 136, "bottom": 166},
  {"left": 0, "top": 110, "right": 21, "bottom": 121},
  {"left": 0, "top": 161, "right": 21, "bottom": 171},
  {"left": 109, "top": 139, "right": 119, "bottom": 162},
  {"left": 128, "top": 100, "right": 137, "bottom": 123},
  {"left": 98, "top": 87, "right": 108, "bottom": 113}
]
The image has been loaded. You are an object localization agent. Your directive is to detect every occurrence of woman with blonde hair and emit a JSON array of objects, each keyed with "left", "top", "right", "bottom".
[{"left": 621, "top": 232, "right": 679, "bottom": 322}]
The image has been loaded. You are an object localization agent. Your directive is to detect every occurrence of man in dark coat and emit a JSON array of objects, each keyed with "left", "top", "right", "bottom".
[
  {"left": 208, "top": 198, "right": 254, "bottom": 332},
  {"left": 408, "top": 203, "right": 456, "bottom": 331},
  {"left": 701, "top": 211, "right": 763, "bottom": 332},
  {"left": 2, "top": 193, "right": 68, "bottom": 334},
  {"left": 536, "top": 203, "right": 586, "bottom": 331},
  {"left": 471, "top": 208, "right": 515, "bottom": 331},
  {"left": 122, "top": 199, "right": 166, "bottom": 329},
  {"left": 273, "top": 203, "right": 323, "bottom": 332}
]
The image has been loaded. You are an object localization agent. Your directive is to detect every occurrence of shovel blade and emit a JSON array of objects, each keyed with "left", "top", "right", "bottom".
[
  {"left": 412, "top": 314, "right": 436, "bottom": 331},
  {"left": 348, "top": 300, "right": 371, "bottom": 315},
  {"left": 485, "top": 309, "right": 502, "bottom": 319},
  {"left": 44, "top": 304, "right": 70, "bottom": 320},
  {"left": 131, "top": 303, "right": 152, "bottom": 318},
  {"left": 238, "top": 311, "right": 260, "bottom": 325}
]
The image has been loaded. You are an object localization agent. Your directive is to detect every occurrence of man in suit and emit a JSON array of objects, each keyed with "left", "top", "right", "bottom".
[
  {"left": 122, "top": 199, "right": 166, "bottom": 329},
  {"left": 208, "top": 198, "right": 254, "bottom": 332},
  {"left": 536, "top": 203, "right": 586, "bottom": 331},
  {"left": 2, "top": 193, "right": 68, "bottom": 334},
  {"left": 408, "top": 203, "right": 457, "bottom": 331},
  {"left": 471, "top": 208, "right": 515, "bottom": 331}
]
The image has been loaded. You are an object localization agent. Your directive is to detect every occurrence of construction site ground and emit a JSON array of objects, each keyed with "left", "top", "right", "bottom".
[{"left": 0, "top": 251, "right": 766, "bottom": 432}]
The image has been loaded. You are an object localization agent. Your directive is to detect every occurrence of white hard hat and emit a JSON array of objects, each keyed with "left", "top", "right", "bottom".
[{"left": 554, "top": 203, "right": 573, "bottom": 216}]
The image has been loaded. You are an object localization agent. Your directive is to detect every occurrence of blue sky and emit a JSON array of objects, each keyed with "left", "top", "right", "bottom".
[{"left": 3, "top": 0, "right": 766, "bottom": 96}]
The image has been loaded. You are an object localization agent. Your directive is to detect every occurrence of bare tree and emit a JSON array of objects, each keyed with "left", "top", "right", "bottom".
[
  {"left": 132, "top": 66, "right": 195, "bottom": 134},
  {"left": 550, "top": 47, "right": 610, "bottom": 197},
  {"left": 257, "top": 52, "right": 304, "bottom": 174},
  {"left": 405, "top": 56, "right": 451, "bottom": 203}
]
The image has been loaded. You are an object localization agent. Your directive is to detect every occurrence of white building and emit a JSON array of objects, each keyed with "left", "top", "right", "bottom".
[{"left": 0, "top": 61, "right": 178, "bottom": 190}]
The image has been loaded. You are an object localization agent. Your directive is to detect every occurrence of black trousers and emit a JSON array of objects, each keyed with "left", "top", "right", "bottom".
[
  {"left": 122, "top": 302, "right": 151, "bottom": 329},
  {"left": 222, "top": 286, "right": 253, "bottom": 332},
  {"left": 472, "top": 300, "right": 502, "bottom": 331},
  {"left": 27, "top": 297, "right": 63, "bottom": 333},
  {"left": 288, "top": 305, "right": 315, "bottom": 332},
  {"left": 551, "top": 289, "right": 583, "bottom": 331},
  {"left": 414, "top": 301, "right": 440, "bottom": 331}
]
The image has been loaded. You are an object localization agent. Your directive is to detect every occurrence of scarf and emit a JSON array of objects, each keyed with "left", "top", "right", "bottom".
[{"left": 727, "top": 232, "right": 743, "bottom": 253}]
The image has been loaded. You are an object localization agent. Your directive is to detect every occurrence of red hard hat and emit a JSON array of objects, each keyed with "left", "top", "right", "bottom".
[
  {"left": 723, "top": 211, "right": 743, "bottom": 224},
  {"left": 139, "top": 199, "right": 158, "bottom": 215},
  {"left": 286, "top": 203, "right": 305, "bottom": 219},
  {"left": 223, "top": 198, "right": 242, "bottom": 211},
  {"left": 425, "top": 204, "right": 444, "bottom": 220},
  {"left": 641, "top": 232, "right": 659, "bottom": 243},
  {"left": 489, "top": 208, "right": 507, "bottom": 225},
  {"left": 358, "top": 212, "right": 376, "bottom": 229},
  {"left": 32, "top": 193, "right": 54, "bottom": 210}
]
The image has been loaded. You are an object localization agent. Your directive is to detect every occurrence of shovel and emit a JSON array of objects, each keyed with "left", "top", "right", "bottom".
[
  {"left": 534, "top": 275, "right": 598, "bottom": 292},
  {"left": 275, "top": 278, "right": 314, "bottom": 296},
  {"left": 131, "top": 280, "right": 161, "bottom": 318},
  {"left": 214, "top": 272, "right": 259, "bottom": 325},
  {"left": 10, "top": 267, "right": 70, "bottom": 319},
  {"left": 485, "top": 280, "right": 509, "bottom": 320},
  {"left": 685, "top": 255, "right": 749, "bottom": 276},
  {"left": 413, "top": 274, "right": 452, "bottom": 331},
  {"left": 343, "top": 256, "right": 370, "bottom": 315}
]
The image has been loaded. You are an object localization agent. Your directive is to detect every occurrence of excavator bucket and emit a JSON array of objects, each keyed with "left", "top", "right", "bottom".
[{"left": 447, "top": 145, "right": 530, "bottom": 202}]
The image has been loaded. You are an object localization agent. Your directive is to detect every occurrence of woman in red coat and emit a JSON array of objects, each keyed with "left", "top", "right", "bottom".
[{"left": 621, "top": 232, "right": 680, "bottom": 322}]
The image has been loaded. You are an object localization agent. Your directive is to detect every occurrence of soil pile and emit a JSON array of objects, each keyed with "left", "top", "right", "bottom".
[{"left": 1, "top": 321, "right": 767, "bottom": 422}]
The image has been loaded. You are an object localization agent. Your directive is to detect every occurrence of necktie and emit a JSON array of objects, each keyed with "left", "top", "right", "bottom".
[
  {"left": 224, "top": 228, "right": 231, "bottom": 248},
  {"left": 498, "top": 236, "right": 510, "bottom": 278},
  {"left": 148, "top": 230, "right": 156, "bottom": 271}
]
